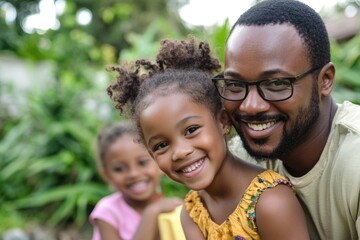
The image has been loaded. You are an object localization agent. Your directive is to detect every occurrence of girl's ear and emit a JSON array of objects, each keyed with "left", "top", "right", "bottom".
[
  {"left": 101, "top": 168, "right": 112, "bottom": 185},
  {"left": 219, "top": 109, "right": 232, "bottom": 135}
]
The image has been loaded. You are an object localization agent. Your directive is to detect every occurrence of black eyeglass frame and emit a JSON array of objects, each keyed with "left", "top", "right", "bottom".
[{"left": 212, "top": 66, "right": 322, "bottom": 102}]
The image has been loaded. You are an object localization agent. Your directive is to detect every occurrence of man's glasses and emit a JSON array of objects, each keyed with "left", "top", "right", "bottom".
[{"left": 212, "top": 67, "right": 321, "bottom": 102}]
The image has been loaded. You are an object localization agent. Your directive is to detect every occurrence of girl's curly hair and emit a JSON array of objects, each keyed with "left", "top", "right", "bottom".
[
  {"left": 107, "top": 35, "right": 222, "bottom": 143},
  {"left": 96, "top": 121, "right": 136, "bottom": 170}
]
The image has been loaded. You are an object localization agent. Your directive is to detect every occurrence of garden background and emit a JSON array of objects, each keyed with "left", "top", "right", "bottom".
[{"left": 1, "top": 0, "right": 359, "bottom": 239}]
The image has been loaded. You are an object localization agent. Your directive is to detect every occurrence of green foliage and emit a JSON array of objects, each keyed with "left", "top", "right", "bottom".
[
  {"left": 161, "top": 175, "right": 189, "bottom": 198},
  {"left": 0, "top": 203, "right": 29, "bottom": 232},
  {"left": 331, "top": 33, "right": 360, "bottom": 104},
  {"left": 119, "top": 16, "right": 184, "bottom": 62},
  {"left": 0, "top": 80, "right": 115, "bottom": 227},
  {"left": 15, "top": 183, "right": 110, "bottom": 225}
]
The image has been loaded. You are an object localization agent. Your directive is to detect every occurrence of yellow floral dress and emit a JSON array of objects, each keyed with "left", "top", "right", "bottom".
[{"left": 184, "top": 170, "right": 292, "bottom": 240}]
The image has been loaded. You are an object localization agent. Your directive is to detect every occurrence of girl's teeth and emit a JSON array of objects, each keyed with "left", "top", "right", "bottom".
[
  {"left": 181, "top": 159, "right": 204, "bottom": 173},
  {"left": 129, "top": 181, "right": 148, "bottom": 192}
]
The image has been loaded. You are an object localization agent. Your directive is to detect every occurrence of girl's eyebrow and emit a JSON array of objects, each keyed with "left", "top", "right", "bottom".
[
  {"left": 174, "top": 115, "right": 201, "bottom": 128},
  {"left": 147, "top": 135, "right": 163, "bottom": 147}
]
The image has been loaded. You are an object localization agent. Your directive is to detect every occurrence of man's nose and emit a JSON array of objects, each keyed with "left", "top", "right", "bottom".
[{"left": 239, "top": 86, "right": 270, "bottom": 115}]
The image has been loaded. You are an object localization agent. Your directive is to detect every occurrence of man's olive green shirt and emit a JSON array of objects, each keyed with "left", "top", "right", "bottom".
[{"left": 229, "top": 101, "right": 360, "bottom": 240}]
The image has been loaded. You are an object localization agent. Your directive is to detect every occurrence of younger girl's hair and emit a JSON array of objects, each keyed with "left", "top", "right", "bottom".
[
  {"left": 96, "top": 121, "right": 136, "bottom": 171},
  {"left": 107, "top": 35, "right": 222, "bottom": 143}
]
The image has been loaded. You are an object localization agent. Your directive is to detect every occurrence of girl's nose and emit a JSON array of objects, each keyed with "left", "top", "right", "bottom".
[
  {"left": 127, "top": 166, "right": 141, "bottom": 178},
  {"left": 171, "top": 140, "right": 193, "bottom": 161}
]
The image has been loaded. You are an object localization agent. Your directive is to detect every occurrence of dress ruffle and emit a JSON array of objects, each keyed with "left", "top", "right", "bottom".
[{"left": 184, "top": 170, "right": 292, "bottom": 240}]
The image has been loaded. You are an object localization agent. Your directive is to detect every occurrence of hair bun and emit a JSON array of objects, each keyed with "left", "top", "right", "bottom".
[{"left": 156, "top": 35, "right": 221, "bottom": 73}]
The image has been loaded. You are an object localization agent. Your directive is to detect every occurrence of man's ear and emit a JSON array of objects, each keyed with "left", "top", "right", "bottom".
[
  {"left": 219, "top": 109, "right": 232, "bottom": 135},
  {"left": 318, "top": 62, "right": 335, "bottom": 96}
]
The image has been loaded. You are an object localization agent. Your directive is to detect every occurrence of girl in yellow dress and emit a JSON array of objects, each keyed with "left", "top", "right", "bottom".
[{"left": 106, "top": 36, "right": 309, "bottom": 240}]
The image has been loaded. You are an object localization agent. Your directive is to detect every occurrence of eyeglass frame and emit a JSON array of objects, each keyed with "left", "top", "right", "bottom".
[{"left": 212, "top": 66, "right": 322, "bottom": 102}]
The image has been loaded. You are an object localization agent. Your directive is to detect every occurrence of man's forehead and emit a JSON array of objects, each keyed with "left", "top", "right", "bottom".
[{"left": 228, "top": 24, "right": 297, "bottom": 42}]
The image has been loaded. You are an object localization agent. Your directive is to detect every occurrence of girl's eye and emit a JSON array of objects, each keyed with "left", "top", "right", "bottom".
[
  {"left": 138, "top": 158, "right": 150, "bottom": 166},
  {"left": 153, "top": 142, "right": 169, "bottom": 152},
  {"left": 185, "top": 126, "right": 199, "bottom": 135},
  {"left": 113, "top": 166, "right": 124, "bottom": 172}
]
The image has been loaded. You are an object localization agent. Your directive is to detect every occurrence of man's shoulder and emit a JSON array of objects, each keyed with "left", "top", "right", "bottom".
[
  {"left": 329, "top": 102, "right": 360, "bottom": 170},
  {"left": 336, "top": 101, "right": 360, "bottom": 133}
]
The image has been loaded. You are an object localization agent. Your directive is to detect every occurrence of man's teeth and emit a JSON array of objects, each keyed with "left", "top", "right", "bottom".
[
  {"left": 248, "top": 122, "right": 275, "bottom": 131},
  {"left": 181, "top": 159, "right": 204, "bottom": 173}
]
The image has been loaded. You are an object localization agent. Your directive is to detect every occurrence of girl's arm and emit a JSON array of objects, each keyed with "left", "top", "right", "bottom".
[
  {"left": 180, "top": 204, "right": 205, "bottom": 240},
  {"left": 96, "top": 198, "right": 182, "bottom": 240},
  {"left": 256, "top": 184, "right": 310, "bottom": 240},
  {"left": 132, "top": 197, "right": 183, "bottom": 240},
  {"left": 96, "top": 219, "right": 122, "bottom": 240}
]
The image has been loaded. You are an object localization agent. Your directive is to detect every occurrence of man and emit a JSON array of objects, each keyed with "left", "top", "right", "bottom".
[{"left": 212, "top": 0, "right": 360, "bottom": 239}]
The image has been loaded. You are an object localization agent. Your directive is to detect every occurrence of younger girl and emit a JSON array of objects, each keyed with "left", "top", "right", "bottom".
[
  {"left": 89, "top": 121, "right": 183, "bottom": 240},
  {"left": 107, "top": 36, "right": 309, "bottom": 239}
]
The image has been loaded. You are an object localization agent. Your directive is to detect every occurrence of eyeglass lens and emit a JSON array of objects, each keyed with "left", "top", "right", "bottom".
[{"left": 216, "top": 78, "right": 293, "bottom": 101}]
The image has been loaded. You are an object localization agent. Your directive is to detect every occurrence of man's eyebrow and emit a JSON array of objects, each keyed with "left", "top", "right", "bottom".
[
  {"left": 224, "top": 68, "right": 293, "bottom": 79},
  {"left": 223, "top": 70, "right": 243, "bottom": 79}
]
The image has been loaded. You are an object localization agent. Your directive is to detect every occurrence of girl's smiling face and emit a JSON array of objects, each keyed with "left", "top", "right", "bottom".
[
  {"left": 139, "top": 93, "right": 230, "bottom": 191},
  {"left": 102, "top": 134, "right": 162, "bottom": 206}
]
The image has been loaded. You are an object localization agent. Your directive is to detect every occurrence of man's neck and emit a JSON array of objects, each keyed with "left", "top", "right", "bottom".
[{"left": 281, "top": 99, "right": 338, "bottom": 177}]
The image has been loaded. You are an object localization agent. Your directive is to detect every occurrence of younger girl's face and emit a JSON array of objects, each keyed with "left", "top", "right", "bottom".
[
  {"left": 102, "top": 134, "right": 162, "bottom": 206},
  {"left": 140, "top": 93, "right": 229, "bottom": 191}
]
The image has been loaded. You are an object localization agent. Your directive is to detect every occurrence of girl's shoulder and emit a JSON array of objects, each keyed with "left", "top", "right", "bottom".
[
  {"left": 97, "top": 192, "right": 123, "bottom": 205},
  {"left": 90, "top": 191, "right": 141, "bottom": 225},
  {"left": 253, "top": 169, "right": 292, "bottom": 188},
  {"left": 240, "top": 169, "right": 293, "bottom": 209},
  {"left": 254, "top": 172, "right": 309, "bottom": 239},
  {"left": 238, "top": 170, "right": 292, "bottom": 224}
]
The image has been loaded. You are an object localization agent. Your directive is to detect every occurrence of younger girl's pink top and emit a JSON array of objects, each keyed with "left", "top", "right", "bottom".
[{"left": 89, "top": 192, "right": 141, "bottom": 240}]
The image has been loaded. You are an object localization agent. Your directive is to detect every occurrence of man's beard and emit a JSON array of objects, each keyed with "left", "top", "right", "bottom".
[{"left": 238, "top": 83, "right": 320, "bottom": 161}]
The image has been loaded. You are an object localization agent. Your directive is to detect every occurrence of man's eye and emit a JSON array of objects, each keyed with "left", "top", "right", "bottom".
[
  {"left": 225, "top": 81, "right": 246, "bottom": 92},
  {"left": 264, "top": 79, "right": 292, "bottom": 91}
]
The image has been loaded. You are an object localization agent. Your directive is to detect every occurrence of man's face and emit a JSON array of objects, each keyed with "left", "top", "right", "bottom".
[{"left": 223, "top": 24, "right": 320, "bottom": 160}]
